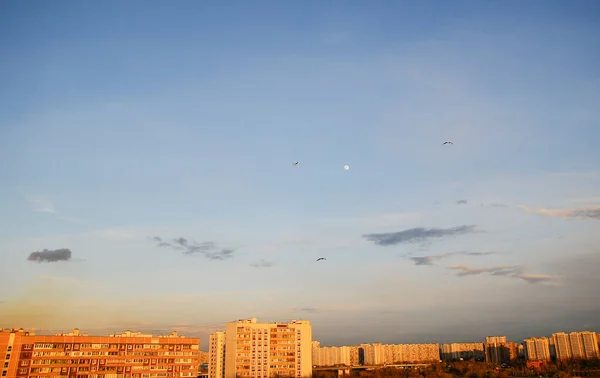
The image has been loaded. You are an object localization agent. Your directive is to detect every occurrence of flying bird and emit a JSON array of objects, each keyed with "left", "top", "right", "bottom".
[
  {"left": 442, "top": 141, "right": 454, "bottom": 145},
  {"left": 316, "top": 257, "right": 326, "bottom": 261},
  {"left": 293, "top": 162, "right": 298, "bottom": 166}
]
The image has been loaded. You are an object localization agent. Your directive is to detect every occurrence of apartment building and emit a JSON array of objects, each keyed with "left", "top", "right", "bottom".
[
  {"left": 208, "top": 331, "right": 226, "bottom": 378},
  {"left": 551, "top": 332, "right": 573, "bottom": 360},
  {"left": 312, "top": 342, "right": 439, "bottom": 366},
  {"left": 524, "top": 337, "right": 551, "bottom": 361},
  {"left": 0, "top": 328, "right": 200, "bottom": 378},
  {"left": 216, "top": 318, "right": 312, "bottom": 378},
  {"left": 483, "top": 336, "right": 511, "bottom": 364},
  {"left": 440, "top": 343, "right": 485, "bottom": 361}
]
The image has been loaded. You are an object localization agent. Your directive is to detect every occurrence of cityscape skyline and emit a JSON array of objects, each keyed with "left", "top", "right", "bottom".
[
  {"left": 5, "top": 324, "right": 599, "bottom": 354},
  {"left": 1, "top": 0, "right": 600, "bottom": 353}
]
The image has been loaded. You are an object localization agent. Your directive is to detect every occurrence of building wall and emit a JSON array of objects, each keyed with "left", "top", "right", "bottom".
[
  {"left": 440, "top": 343, "right": 485, "bottom": 361},
  {"left": 224, "top": 318, "right": 312, "bottom": 378},
  {"left": 524, "top": 337, "right": 551, "bottom": 361},
  {"left": 209, "top": 331, "right": 226, "bottom": 378},
  {"left": 0, "top": 328, "right": 200, "bottom": 378},
  {"left": 312, "top": 343, "right": 439, "bottom": 366}
]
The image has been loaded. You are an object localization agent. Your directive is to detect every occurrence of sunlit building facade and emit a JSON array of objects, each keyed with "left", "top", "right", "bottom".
[
  {"left": 223, "top": 318, "right": 312, "bottom": 378},
  {"left": 440, "top": 343, "right": 485, "bottom": 361},
  {"left": 524, "top": 337, "right": 551, "bottom": 361},
  {"left": 0, "top": 328, "right": 200, "bottom": 378},
  {"left": 208, "top": 331, "right": 226, "bottom": 378}
]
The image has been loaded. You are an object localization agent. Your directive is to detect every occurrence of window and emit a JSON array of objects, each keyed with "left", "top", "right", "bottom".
[{"left": 1, "top": 371, "right": 6, "bottom": 377}]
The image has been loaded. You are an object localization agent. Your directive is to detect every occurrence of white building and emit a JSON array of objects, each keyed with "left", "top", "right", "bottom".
[
  {"left": 223, "top": 317, "right": 312, "bottom": 378},
  {"left": 209, "top": 331, "right": 226, "bottom": 378}
]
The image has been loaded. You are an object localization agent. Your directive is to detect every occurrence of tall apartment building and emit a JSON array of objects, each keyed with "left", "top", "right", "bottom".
[
  {"left": 484, "top": 336, "right": 511, "bottom": 363},
  {"left": 209, "top": 331, "right": 226, "bottom": 378},
  {"left": 524, "top": 337, "right": 551, "bottom": 361},
  {"left": 440, "top": 343, "right": 485, "bottom": 361},
  {"left": 217, "top": 318, "right": 312, "bottom": 378},
  {"left": 551, "top": 332, "right": 572, "bottom": 360},
  {"left": 0, "top": 328, "right": 200, "bottom": 378},
  {"left": 580, "top": 331, "right": 600, "bottom": 360},
  {"left": 312, "top": 343, "right": 439, "bottom": 366}
]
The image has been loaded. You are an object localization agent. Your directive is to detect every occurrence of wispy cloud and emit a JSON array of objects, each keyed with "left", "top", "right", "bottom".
[
  {"left": 456, "top": 199, "right": 467, "bottom": 205},
  {"left": 518, "top": 205, "right": 600, "bottom": 220},
  {"left": 28, "top": 196, "right": 56, "bottom": 213},
  {"left": 249, "top": 259, "right": 273, "bottom": 268},
  {"left": 363, "top": 225, "right": 477, "bottom": 246},
  {"left": 27, "top": 249, "right": 72, "bottom": 263},
  {"left": 448, "top": 264, "right": 558, "bottom": 285},
  {"left": 292, "top": 307, "right": 320, "bottom": 313},
  {"left": 153, "top": 236, "right": 235, "bottom": 260},
  {"left": 409, "top": 251, "right": 496, "bottom": 266}
]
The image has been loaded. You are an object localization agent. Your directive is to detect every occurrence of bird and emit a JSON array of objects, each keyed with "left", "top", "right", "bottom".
[
  {"left": 316, "top": 257, "right": 326, "bottom": 261},
  {"left": 293, "top": 162, "right": 298, "bottom": 166},
  {"left": 442, "top": 141, "right": 454, "bottom": 145}
]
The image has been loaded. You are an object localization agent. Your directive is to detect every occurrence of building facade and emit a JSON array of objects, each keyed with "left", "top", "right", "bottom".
[
  {"left": 218, "top": 318, "right": 312, "bottom": 378},
  {"left": 0, "top": 328, "right": 200, "bottom": 378},
  {"left": 440, "top": 343, "right": 485, "bottom": 361},
  {"left": 208, "top": 331, "right": 226, "bottom": 378},
  {"left": 524, "top": 337, "right": 551, "bottom": 361}
]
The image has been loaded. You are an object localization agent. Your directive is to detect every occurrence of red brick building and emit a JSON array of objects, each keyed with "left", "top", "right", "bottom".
[{"left": 1, "top": 328, "right": 200, "bottom": 378}]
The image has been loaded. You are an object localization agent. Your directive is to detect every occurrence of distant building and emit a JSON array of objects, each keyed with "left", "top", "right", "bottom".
[
  {"left": 551, "top": 332, "right": 573, "bottom": 360},
  {"left": 524, "top": 337, "right": 551, "bottom": 361},
  {"left": 0, "top": 327, "right": 200, "bottom": 377},
  {"left": 440, "top": 343, "right": 485, "bottom": 361},
  {"left": 313, "top": 342, "right": 439, "bottom": 366},
  {"left": 484, "top": 336, "right": 512, "bottom": 363},
  {"left": 209, "top": 331, "right": 226, "bottom": 378},
  {"left": 221, "top": 317, "right": 313, "bottom": 378}
]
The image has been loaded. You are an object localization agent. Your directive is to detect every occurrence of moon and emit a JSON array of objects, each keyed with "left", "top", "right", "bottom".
[{"left": 344, "top": 165, "right": 350, "bottom": 170}]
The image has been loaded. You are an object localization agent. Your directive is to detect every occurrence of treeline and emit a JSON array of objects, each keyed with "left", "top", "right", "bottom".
[{"left": 312, "top": 358, "right": 600, "bottom": 378}]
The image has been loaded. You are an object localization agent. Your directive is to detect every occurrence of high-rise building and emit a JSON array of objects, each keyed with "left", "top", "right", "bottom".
[
  {"left": 0, "top": 328, "right": 200, "bottom": 378},
  {"left": 209, "top": 331, "right": 226, "bottom": 378},
  {"left": 551, "top": 332, "right": 572, "bottom": 360},
  {"left": 484, "top": 336, "right": 511, "bottom": 363},
  {"left": 441, "top": 343, "right": 485, "bottom": 361},
  {"left": 524, "top": 337, "right": 551, "bottom": 361},
  {"left": 569, "top": 332, "right": 585, "bottom": 359},
  {"left": 223, "top": 318, "right": 312, "bottom": 378},
  {"left": 580, "top": 331, "right": 600, "bottom": 360}
]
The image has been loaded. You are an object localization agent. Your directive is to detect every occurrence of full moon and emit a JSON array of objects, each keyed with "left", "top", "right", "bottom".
[{"left": 344, "top": 165, "right": 350, "bottom": 170}]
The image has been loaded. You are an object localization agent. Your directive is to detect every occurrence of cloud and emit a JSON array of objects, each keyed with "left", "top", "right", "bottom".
[
  {"left": 153, "top": 236, "right": 235, "bottom": 260},
  {"left": 363, "top": 225, "right": 477, "bottom": 246},
  {"left": 456, "top": 199, "right": 467, "bottom": 205},
  {"left": 28, "top": 196, "right": 56, "bottom": 213},
  {"left": 519, "top": 205, "right": 600, "bottom": 220},
  {"left": 409, "top": 251, "right": 495, "bottom": 266},
  {"left": 293, "top": 307, "right": 319, "bottom": 313},
  {"left": 27, "top": 248, "right": 72, "bottom": 263},
  {"left": 249, "top": 259, "right": 273, "bottom": 268},
  {"left": 448, "top": 264, "right": 558, "bottom": 285}
]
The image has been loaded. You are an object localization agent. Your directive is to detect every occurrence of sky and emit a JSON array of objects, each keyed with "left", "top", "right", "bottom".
[{"left": 1, "top": 0, "right": 599, "bottom": 351}]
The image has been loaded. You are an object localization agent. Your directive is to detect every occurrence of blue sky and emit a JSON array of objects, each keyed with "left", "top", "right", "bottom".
[{"left": 1, "top": 0, "right": 599, "bottom": 350}]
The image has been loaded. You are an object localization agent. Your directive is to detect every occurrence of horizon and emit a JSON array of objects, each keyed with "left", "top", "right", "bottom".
[
  {"left": 1, "top": 0, "right": 600, "bottom": 353},
  {"left": 6, "top": 323, "right": 599, "bottom": 351}
]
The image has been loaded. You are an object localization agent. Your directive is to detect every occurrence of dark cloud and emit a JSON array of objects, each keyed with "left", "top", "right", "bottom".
[
  {"left": 27, "top": 248, "right": 72, "bottom": 263},
  {"left": 153, "top": 236, "right": 235, "bottom": 260},
  {"left": 448, "top": 264, "right": 557, "bottom": 284},
  {"left": 409, "top": 251, "right": 495, "bottom": 266},
  {"left": 363, "top": 225, "right": 477, "bottom": 246},
  {"left": 456, "top": 199, "right": 467, "bottom": 205},
  {"left": 249, "top": 259, "right": 273, "bottom": 268}
]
